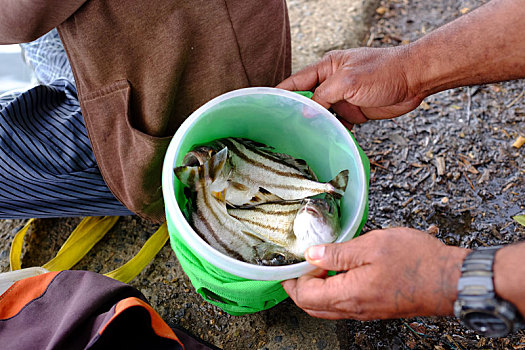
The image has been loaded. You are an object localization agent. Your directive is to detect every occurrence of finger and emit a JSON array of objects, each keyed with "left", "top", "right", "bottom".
[
  {"left": 308, "top": 267, "right": 330, "bottom": 279},
  {"left": 284, "top": 273, "right": 353, "bottom": 312},
  {"left": 281, "top": 267, "right": 327, "bottom": 296},
  {"left": 301, "top": 308, "right": 349, "bottom": 320},
  {"left": 281, "top": 269, "right": 328, "bottom": 295},
  {"left": 281, "top": 278, "right": 297, "bottom": 296},
  {"left": 338, "top": 118, "right": 354, "bottom": 131},
  {"left": 310, "top": 71, "right": 348, "bottom": 110},
  {"left": 305, "top": 236, "right": 371, "bottom": 272},
  {"left": 332, "top": 100, "right": 369, "bottom": 125},
  {"left": 282, "top": 275, "right": 326, "bottom": 309},
  {"left": 277, "top": 55, "right": 338, "bottom": 92},
  {"left": 360, "top": 97, "right": 422, "bottom": 119},
  {"left": 276, "top": 64, "right": 323, "bottom": 91},
  {"left": 283, "top": 271, "right": 376, "bottom": 320}
]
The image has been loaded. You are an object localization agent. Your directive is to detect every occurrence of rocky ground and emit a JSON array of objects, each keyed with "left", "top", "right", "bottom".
[
  {"left": 1, "top": 0, "right": 524, "bottom": 349},
  {"left": 347, "top": 0, "right": 525, "bottom": 348}
]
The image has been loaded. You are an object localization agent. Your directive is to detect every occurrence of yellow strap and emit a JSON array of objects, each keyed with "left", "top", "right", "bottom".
[
  {"left": 55, "top": 216, "right": 116, "bottom": 255},
  {"left": 42, "top": 216, "right": 119, "bottom": 271},
  {"left": 104, "top": 223, "right": 169, "bottom": 283},
  {"left": 9, "top": 217, "right": 169, "bottom": 284},
  {"left": 9, "top": 218, "right": 35, "bottom": 271}
]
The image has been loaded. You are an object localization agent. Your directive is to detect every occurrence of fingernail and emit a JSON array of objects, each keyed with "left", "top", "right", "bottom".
[{"left": 306, "top": 245, "right": 325, "bottom": 261}]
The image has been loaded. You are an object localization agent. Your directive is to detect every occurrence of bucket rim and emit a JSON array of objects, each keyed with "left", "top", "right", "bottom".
[{"left": 162, "top": 87, "right": 367, "bottom": 280}]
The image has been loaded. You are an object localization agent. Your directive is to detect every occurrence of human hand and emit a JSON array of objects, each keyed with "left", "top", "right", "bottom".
[
  {"left": 281, "top": 227, "right": 469, "bottom": 320},
  {"left": 277, "top": 47, "right": 424, "bottom": 129}
]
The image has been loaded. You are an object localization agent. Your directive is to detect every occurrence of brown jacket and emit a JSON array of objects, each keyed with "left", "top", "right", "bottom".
[{"left": 56, "top": 0, "right": 291, "bottom": 222}]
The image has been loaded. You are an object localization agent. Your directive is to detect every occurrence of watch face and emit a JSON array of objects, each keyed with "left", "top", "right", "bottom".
[{"left": 464, "top": 311, "right": 511, "bottom": 338}]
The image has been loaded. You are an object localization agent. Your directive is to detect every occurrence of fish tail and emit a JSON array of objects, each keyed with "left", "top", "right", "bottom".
[
  {"left": 174, "top": 147, "right": 229, "bottom": 188},
  {"left": 329, "top": 169, "right": 349, "bottom": 198}
]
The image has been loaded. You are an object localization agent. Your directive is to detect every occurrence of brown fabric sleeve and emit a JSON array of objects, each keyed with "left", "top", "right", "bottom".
[{"left": 58, "top": 0, "right": 291, "bottom": 222}]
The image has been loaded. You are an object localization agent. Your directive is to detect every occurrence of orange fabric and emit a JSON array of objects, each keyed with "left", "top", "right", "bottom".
[
  {"left": 98, "top": 297, "right": 183, "bottom": 348},
  {"left": 0, "top": 271, "right": 60, "bottom": 320}
]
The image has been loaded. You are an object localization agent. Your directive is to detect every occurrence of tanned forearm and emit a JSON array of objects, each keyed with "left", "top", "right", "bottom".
[
  {"left": 404, "top": 0, "right": 525, "bottom": 99},
  {"left": 0, "top": 0, "right": 86, "bottom": 44},
  {"left": 494, "top": 242, "right": 525, "bottom": 318}
]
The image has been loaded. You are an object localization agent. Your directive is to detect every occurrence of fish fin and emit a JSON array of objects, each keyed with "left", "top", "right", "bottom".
[
  {"left": 222, "top": 181, "right": 260, "bottom": 207},
  {"left": 182, "top": 187, "right": 196, "bottom": 220},
  {"left": 207, "top": 147, "right": 229, "bottom": 183},
  {"left": 273, "top": 154, "right": 318, "bottom": 180},
  {"left": 293, "top": 159, "right": 318, "bottom": 180},
  {"left": 224, "top": 186, "right": 284, "bottom": 207},
  {"left": 235, "top": 138, "right": 275, "bottom": 152},
  {"left": 233, "top": 138, "right": 318, "bottom": 179},
  {"left": 228, "top": 181, "right": 250, "bottom": 192},
  {"left": 211, "top": 190, "right": 227, "bottom": 202},
  {"left": 248, "top": 187, "right": 283, "bottom": 205},
  {"left": 329, "top": 169, "right": 349, "bottom": 199},
  {"left": 174, "top": 147, "right": 229, "bottom": 188},
  {"left": 241, "top": 230, "right": 265, "bottom": 242},
  {"left": 174, "top": 164, "right": 199, "bottom": 187}
]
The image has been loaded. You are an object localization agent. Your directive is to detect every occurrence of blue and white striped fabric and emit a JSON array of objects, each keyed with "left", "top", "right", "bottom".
[{"left": 0, "top": 29, "right": 133, "bottom": 219}]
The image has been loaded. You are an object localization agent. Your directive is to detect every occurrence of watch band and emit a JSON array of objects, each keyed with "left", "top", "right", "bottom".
[
  {"left": 457, "top": 246, "right": 499, "bottom": 298},
  {"left": 455, "top": 246, "right": 525, "bottom": 337}
]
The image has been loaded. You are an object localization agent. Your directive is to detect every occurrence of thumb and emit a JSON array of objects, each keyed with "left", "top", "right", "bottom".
[
  {"left": 276, "top": 62, "right": 324, "bottom": 92},
  {"left": 305, "top": 241, "right": 366, "bottom": 271}
]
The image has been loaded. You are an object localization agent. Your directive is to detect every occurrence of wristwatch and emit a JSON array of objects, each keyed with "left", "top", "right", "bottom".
[{"left": 454, "top": 246, "right": 525, "bottom": 337}]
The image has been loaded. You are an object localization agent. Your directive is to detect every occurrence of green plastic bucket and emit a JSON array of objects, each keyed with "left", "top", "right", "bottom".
[{"left": 162, "top": 87, "right": 369, "bottom": 315}]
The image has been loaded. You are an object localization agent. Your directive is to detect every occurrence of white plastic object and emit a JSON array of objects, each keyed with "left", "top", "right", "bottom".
[{"left": 162, "top": 87, "right": 367, "bottom": 281}]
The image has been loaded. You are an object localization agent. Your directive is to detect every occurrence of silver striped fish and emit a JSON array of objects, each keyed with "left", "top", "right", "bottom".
[
  {"left": 174, "top": 148, "right": 296, "bottom": 264},
  {"left": 228, "top": 194, "right": 340, "bottom": 261},
  {"left": 182, "top": 137, "right": 349, "bottom": 208}
]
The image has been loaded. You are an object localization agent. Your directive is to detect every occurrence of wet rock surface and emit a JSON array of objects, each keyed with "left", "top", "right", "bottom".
[
  {"left": 348, "top": 0, "right": 525, "bottom": 348},
  {"left": 1, "top": 0, "right": 524, "bottom": 349}
]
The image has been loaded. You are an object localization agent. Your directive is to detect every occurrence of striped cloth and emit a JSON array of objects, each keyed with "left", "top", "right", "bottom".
[{"left": 0, "top": 29, "right": 133, "bottom": 218}]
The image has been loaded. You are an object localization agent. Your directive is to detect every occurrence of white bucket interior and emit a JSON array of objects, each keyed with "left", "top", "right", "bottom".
[{"left": 162, "top": 87, "right": 367, "bottom": 280}]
